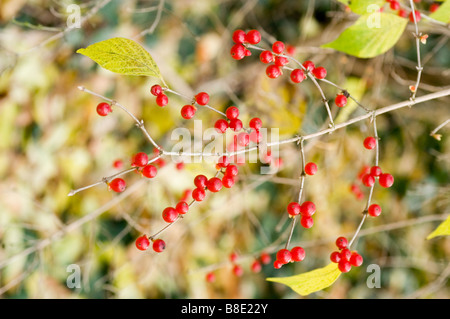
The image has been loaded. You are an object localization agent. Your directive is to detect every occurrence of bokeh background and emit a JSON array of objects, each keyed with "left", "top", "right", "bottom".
[{"left": 0, "top": 0, "right": 449, "bottom": 299}]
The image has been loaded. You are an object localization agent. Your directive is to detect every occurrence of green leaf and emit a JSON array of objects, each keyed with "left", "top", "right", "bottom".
[
  {"left": 321, "top": 13, "right": 407, "bottom": 58},
  {"left": 349, "top": 0, "right": 385, "bottom": 15},
  {"left": 429, "top": 0, "right": 450, "bottom": 23},
  {"left": 426, "top": 215, "right": 450, "bottom": 240},
  {"left": 77, "top": 37, "right": 164, "bottom": 81},
  {"left": 266, "top": 263, "right": 341, "bottom": 296}
]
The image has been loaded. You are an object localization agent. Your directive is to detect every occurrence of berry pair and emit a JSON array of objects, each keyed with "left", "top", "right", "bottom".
[
  {"left": 273, "top": 246, "right": 305, "bottom": 269},
  {"left": 151, "top": 84, "right": 169, "bottom": 107},
  {"left": 360, "top": 165, "right": 394, "bottom": 189},
  {"left": 330, "top": 237, "right": 363, "bottom": 273},
  {"left": 135, "top": 235, "right": 166, "bottom": 253},
  {"left": 180, "top": 92, "right": 210, "bottom": 120},
  {"left": 162, "top": 200, "right": 189, "bottom": 223}
]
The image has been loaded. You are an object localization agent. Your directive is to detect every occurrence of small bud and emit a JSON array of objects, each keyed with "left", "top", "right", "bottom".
[{"left": 420, "top": 34, "right": 428, "bottom": 44}]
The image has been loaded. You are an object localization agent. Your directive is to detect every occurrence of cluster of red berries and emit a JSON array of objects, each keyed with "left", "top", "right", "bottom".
[
  {"left": 230, "top": 29, "right": 261, "bottom": 60},
  {"left": 205, "top": 251, "right": 271, "bottom": 283},
  {"left": 273, "top": 246, "right": 305, "bottom": 269},
  {"left": 179, "top": 92, "right": 210, "bottom": 120},
  {"left": 151, "top": 84, "right": 169, "bottom": 107},
  {"left": 360, "top": 137, "right": 395, "bottom": 189},
  {"left": 384, "top": 0, "right": 422, "bottom": 21},
  {"left": 135, "top": 235, "right": 166, "bottom": 253},
  {"left": 287, "top": 201, "right": 316, "bottom": 229},
  {"left": 330, "top": 236, "right": 363, "bottom": 273},
  {"left": 108, "top": 151, "right": 164, "bottom": 194}
]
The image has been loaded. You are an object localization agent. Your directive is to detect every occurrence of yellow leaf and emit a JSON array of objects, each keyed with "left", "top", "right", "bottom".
[
  {"left": 266, "top": 263, "right": 341, "bottom": 296},
  {"left": 426, "top": 215, "right": 450, "bottom": 240},
  {"left": 77, "top": 37, "right": 164, "bottom": 82}
]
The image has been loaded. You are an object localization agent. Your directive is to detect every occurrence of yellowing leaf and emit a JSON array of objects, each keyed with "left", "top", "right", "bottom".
[
  {"left": 266, "top": 263, "right": 341, "bottom": 296},
  {"left": 77, "top": 37, "right": 164, "bottom": 81},
  {"left": 322, "top": 13, "right": 407, "bottom": 58},
  {"left": 426, "top": 215, "right": 450, "bottom": 240}
]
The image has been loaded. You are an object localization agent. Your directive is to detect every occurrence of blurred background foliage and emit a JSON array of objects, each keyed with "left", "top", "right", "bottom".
[{"left": 0, "top": 0, "right": 449, "bottom": 299}]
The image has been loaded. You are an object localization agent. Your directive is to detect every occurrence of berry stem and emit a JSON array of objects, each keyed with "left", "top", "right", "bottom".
[
  {"left": 408, "top": 0, "right": 422, "bottom": 101},
  {"left": 68, "top": 153, "right": 164, "bottom": 196},
  {"left": 318, "top": 78, "right": 371, "bottom": 113},
  {"left": 164, "top": 88, "right": 227, "bottom": 117},
  {"left": 78, "top": 86, "right": 163, "bottom": 151}
]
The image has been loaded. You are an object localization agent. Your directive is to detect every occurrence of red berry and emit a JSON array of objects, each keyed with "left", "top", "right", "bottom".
[
  {"left": 272, "top": 41, "right": 285, "bottom": 54},
  {"left": 335, "top": 236, "right": 348, "bottom": 250},
  {"left": 350, "top": 252, "right": 363, "bottom": 267},
  {"left": 290, "top": 246, "right": 305, "bottom": 262},
  {"left": 156, "top": 93, "right": 169, "bottom": 107},
  {"left": 340, "top": 248, "right": 352, "bottom": 261},
  {"left": 266, "top": 64, "right": 282, "bottom": 79},
  {"left": 176, "top": 201, "right": 189, "bottom": 215},
  {"left": 390, "top": 1, "right": 400, "bottom": 11},
  {"left": 222, "top": 175, "right": 235, "bottom": 188},
  {"left": 302, "top": 60, "right": 315, "bottom": 72},
  {"left": 370, "top": 166, "right": 382, "bottom": 177},
  {"left": 379, "top": 173, "right": 394, "bottom": 188},
  {"left": 251, "top": 260, "right": 262, "bottom": 273},
  {"left": 229, "top": 118, "right": 243, "bottom": 132},
  {"left": 274, "top": 56, "right": 289, "bottom": 67},
  {"left": 409, "top": 10, "right": 421, "bottom": 23},
  {"left": 244, "top": 49, "right": 252, "bottom": 57},
  {"left": 152, "top": 238, "right": 166, "bottom": 252},
  {"left": 430, "top": 4, "right": 440, "bottom": 13},
  {"left": 232, "top": 29, "right": 246, "bottom": 43},
  {"left": 260, "top": 50, "right": 274, "bottom": 64},
  {"left": 150, "top": 84, "right": 162, "bottom": 96},
  {"left": 176, "top": 162, "right": 185, "bottom": 170},
  {"left": 109, "top": 178, "right": 126, "bottom": 193},
  {"left": 290, "top": 68, "right": 306, "bottom": 83},
  {"left": 362, "top": 174, "right": 376, "bottom": 187},
  {"left": 330, "top": 251, "right": 341, "bottom": 263},
  {"left": 300, "top": 216, "right": 314, "bottom": 228},
  {"left": 205, "top": 272, "right": 216, "bottom": 283},
  {"left": 181, "top": 105, "right": 196, "bottom": 119},
  {"left": 398, "top": 9, "right": 408, "bottom": 18},
  {"left": 249, "top": 129, "right": 263, "bottom": 143},
  {"left": 249, "top": 118, "right": 262, "bottom": 131},
  {"left": 214, "top": 119, "right": 229, "bottom": 133},
  {"left": 312, "top": 66, "right": 327, "bottom": 79},
  {"left": 132, "top": 152, "right": 149, "bottom": 167},
  {"left": 237, "top": 132, "right": 250, "bottom": 147},
  {"left": 246, "top": 29, "right": 261, "bottom": 44},
  {"left": 338, "top": 259, "right": 352, "bottom": 273},
  {"left": 194, "top": 175, "right": 208, "bottom": 190},
  {"left": 225, "top": 164, "right": 239, "bottom": 177},
  {"left": 260, "top": 252, "right": 271, "bottom": 265},
  {"left": 229, "top": 252, "right": 238, "bottom": 263},
  {"left": 225, "top": 106, "right": 240, "bottom": 120},
  {"left": 335, "top": 94, "right": 347, "bottom": 107},
  {"left": 96, "top": 102, "right": 112, "bottom": 116},
  {"left": 276, "top": 249, "right": 292, "bottom": 264},
  {"left": 207, "top": 177, "right": 223, "bottom": 192},
  {"left": 287, "top": 202, "right": 301, "bottom": 216},
  {"left": 113, "top": 159, "right": 123, "bottom": 169},
  {"left": 192, "top": 187, "right": 206, "bottom": 201},
  {"left": 162, "top": 207, "right": 178, "bottom": 223},
  {"left": 273, "top": 260, "right": 283, "bottom": 269},
  {"left": 233, "top": 264, "right": 244, "bottom": 276},
  {"left": 135, "top": 235, "right": 150, "bottom": 251},
  {"left": 230, "top": 44, "right": 246, "bottom": 60},
  {"left": 363, "top": 136, "right": 377, "bottom": 150},
  {"left": 142, "top": 164, "right": 157, "bottom": 178},
  {"left": 304, "top": 162, "right": 317, "bottom": 176},
  {"left": 195, "top": 92, "right": 210, "bottom": 105},
  {"left": 300, "top": 201, "right": 316, "bottom": 217},
  {"left": 217, "top": 155, "right": 230, "bottom": 169}
]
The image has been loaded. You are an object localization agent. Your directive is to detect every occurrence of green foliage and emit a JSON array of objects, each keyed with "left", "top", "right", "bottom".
[
  {"left": 322, "top": 13, "right": 407, "bottom": 58},
  {"left": 427, "top": 215, "right": 450, "bottom": 240}
]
